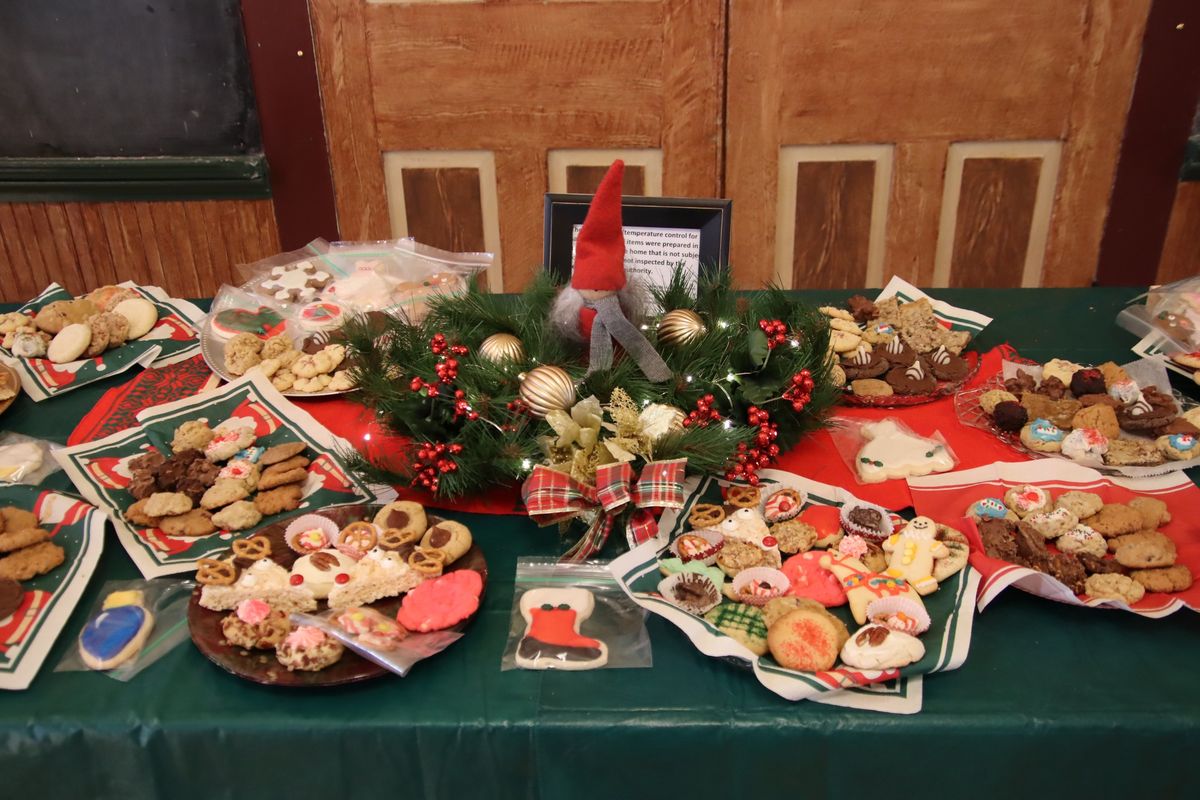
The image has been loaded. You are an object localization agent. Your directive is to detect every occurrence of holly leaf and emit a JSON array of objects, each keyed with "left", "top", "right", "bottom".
[
  {"left": 739, "top": 376, "right": 775, "bottom": 405},
  {"left": 748, "top": 330, "right": 770, "bottom": 366}
]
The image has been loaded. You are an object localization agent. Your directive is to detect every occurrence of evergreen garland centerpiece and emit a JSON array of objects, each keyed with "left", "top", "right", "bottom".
[{"left": 339, "top": 160, "right": 839, "bottom": 551}]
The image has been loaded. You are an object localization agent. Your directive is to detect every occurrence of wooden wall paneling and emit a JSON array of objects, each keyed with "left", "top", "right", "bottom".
[
  {"left": 11, "top": 204, "right": 52, "bottom": 295},
  {"left": 1041, "top": 0, "right": 1151, "bottom": 287},
  {"left": 75, "top": 204, "right": 118, "bottom": 290},
  {"left": 948, "top": 158, "right": 1041, "bottom": 288},
  {"left": 726, "top": 0, "right": 782, "bottom": 288},
  {"left": 132, "top": 202, "right": 168, "bottom": 290},
  {"left": 309, "top": 0, "right": 389, "bottom": 241},
  {"left": 934, "top": 141, "right": 1062, "bottom": 288},
  {"left": 400, "top": 168, "right": 487, "bottom": 253},
  {"left": 548, "top": 149, "right": 663, "bottom": 196},
  {"left": 774, "top": 145, "right": 892, "bottom": 290},
  {"left": 43, "top": 204, "right": 86, "bottom": 294},
  {"left": 1156, "top": 182, "right": 1200, "bottom": 284},
  {"left": 494, "top": 146, "right": 549, "bottom": 290},
  {"left": 660, "top": 0, "right": 725, "bottom": 197},
  {"left": 567, "top": 166, "right": 646, "bottom": 196},
  {"left": 0, "top": 204, "right": 38, "bottom": 299},
  {"left": 381, "top": 151, "right": 503, "bottom": 290},
  {"left": 884, "top": 142, "right": 948, "bottom": 286}
]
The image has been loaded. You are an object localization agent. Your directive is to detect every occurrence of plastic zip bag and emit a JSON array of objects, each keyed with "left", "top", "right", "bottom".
[
  {"left": 289, "top": 607, "right": 463, "bottom": 677},
  {"left": 55, "top": 579, "right": 192, "bottom": 681},
  {"left": 827, "top": 416, "right": 958, "bottom": 485},
  {"left": 0, "top": 432, "right": 63, "bottom": 485},
  {"left": 501, "top": 557, "right": 651, "bottom": 671}
]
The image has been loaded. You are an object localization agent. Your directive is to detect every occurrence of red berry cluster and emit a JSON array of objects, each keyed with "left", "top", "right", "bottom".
[
  {"left": 411, "top": 441, "right": 464, "bottom": 492},
  {"left": 410, "top": 375, "right": 440, "bottom": 398},
  {"left": 682, "top": 394, "right": 722, "bottom": 428},
  {"left": 783, "top": 369, "right": 814, "bottom": 412},
  {"left": 430, "top": 333, "right": 468, "bottom": 357},
  {"left": 758, "top": 319, "right": 789, "bottom": 349},
  {"left": 452, "top": 389, "right": 479, "bottom": 421},
  {"left": 724, "top": 405, "right": 780, "bottom": 485},
  {"left": 434, "top": 357, "right": 460, "bottom": 384}
]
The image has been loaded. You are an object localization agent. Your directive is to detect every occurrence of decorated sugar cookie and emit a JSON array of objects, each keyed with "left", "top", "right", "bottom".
[
  {"left": 514, "top": 587, "right": 608, "bottom": 670},
  {"left": 882, "top": 516, "right": 948, "bottom": 596},
  {"left": 260, "top": 261, "right": 331, "bottom": 304},
  {"left": 78, "top": 590, "right": 155, "bottom": 670},
  {"left": 211, "top": 307, "right": 287, "bottom": 340},
  {"left": 819, "top": 550, "right": 926, "bottom": 625},
  {"left": 855, "top": 420, "right": 954, "bottom": 483}
]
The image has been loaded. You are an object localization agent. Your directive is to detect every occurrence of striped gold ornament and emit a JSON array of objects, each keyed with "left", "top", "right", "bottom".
[
  {"left": 657, "top": 309, "right": 707, "bottom": 347},
  {"left": 478, "top": 332, "right": 525, "bottom": 363},
  {"left": 517, "top": 365, "right": 576, "bottom": 418}
]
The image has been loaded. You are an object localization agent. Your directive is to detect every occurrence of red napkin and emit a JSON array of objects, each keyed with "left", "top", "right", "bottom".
[{"left": 775, "top": 345, "right": 1029, "bottom": 510}]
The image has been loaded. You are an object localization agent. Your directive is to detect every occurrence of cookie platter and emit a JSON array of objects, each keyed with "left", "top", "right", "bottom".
[
  {"left": 909, "top": 461, "right": 1199, "bottom": 616},
  {"left": 612, "top": 470, "right": 979, "bottom": 709},
  {"left": 0, "top": 363, "right": 19, "bottom": 416},
  {"left": 956, "top": 355, "right": 1200, "bottom": 476},
  {"left": 821, "top": 280, "right": 990, "bottom": 407},
  {"left": 188, "top": 502, "right": 486, "bottom": 687},
  {"left": 200, "top": 321, "right": 355, "bottom": 399},
  {"left": 0, "top": 486, "right": 105, "bottom": 690}
]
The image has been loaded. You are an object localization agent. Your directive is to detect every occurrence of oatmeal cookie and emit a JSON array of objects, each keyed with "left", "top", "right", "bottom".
[
  {"left": 172, "top": 420, "right": 215, "bottom": 454},
  {"left": 1112, "top": 531, "right": 1177, "bottom": 569},
  {"left": 143, "top": 492, "right": 193, "bottom": 518},
  {"left": 0, "top": 542, "right": 65, "bottom": 581},
  {"left": 1087, "top": 504, "right": 1145, "bottom": 538},
  {"left": 1126, "top": 496, "right": 1171, "bottom": 529},
  {"left": 200, "top": 479, "right": 250, "bottom": 510},
  {"left": 1054, "top": 491, "right": 1103, "bottom": 520},
  {"left": 124, "top": 499, "right": 163, "bottom": 528},
  {"left": 1129, "top": 564, "right": 1193, "bottom": 593},
  {"left": 1085, "top": 573, "right": 1145, "bottom": 604},
  {"left": 159, "top": 508, "right": 217, "bottom": 537},
  {"left": 254, "top": 484, "right": 303, "bottom": 516},
  {"left": 211, "top": 500, "right": 263, "bottom": 532}
]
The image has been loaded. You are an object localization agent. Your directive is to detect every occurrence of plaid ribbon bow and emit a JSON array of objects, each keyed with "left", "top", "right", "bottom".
[{"left": 521, "top": 458, "right": 687, "bottom": 561}]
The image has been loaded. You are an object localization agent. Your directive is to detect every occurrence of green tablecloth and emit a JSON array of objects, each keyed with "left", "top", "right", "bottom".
[{"left": 3, "top": 288, "right": 1199, "bottom": 799}]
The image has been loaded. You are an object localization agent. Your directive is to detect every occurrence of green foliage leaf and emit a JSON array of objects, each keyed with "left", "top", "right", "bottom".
[{"left": 748, "top": 329, "right": 770, "bottom": 366}]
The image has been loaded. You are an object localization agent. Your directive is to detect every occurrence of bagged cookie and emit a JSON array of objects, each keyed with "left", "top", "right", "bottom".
[
  {"left": 501, "top": 558, "right": 651, "bottom": 671},
  {"left": 56, "top": 579, "right": 191, "bottom": 681},
  {"left": 828, "top": 416, "right": 958, "bottom": 485}
]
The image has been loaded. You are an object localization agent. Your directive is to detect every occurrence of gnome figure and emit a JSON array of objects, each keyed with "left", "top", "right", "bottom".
[{"left": 550, "top": 160, "right": 672, "bottom": 382}]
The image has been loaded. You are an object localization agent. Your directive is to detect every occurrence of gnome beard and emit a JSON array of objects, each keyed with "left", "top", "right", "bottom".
[{"left": 554, "top": 159, "right": 672, "bottom": 383}]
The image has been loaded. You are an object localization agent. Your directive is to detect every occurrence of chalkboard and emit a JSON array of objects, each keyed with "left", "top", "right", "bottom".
[{"left": 0, "top": 0, "right": 261, "bottom": 158}]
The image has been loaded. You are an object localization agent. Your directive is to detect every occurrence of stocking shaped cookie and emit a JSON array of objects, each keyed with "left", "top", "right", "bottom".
[
  {"left": 515, "top": 587, "right": 608, "bottom": 670},
  {"left": 856, "top": 420, "right": 955, "bottom": 483}
]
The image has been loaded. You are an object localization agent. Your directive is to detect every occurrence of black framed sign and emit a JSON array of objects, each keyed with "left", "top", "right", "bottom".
[{"left": 543, "top": 194, "right": 731, "bottom": 291}]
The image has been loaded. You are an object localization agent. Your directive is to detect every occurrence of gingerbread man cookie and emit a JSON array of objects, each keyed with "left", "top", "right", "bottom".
[{"left": 882, "top": 516, "right": 948, "bottom": 596}]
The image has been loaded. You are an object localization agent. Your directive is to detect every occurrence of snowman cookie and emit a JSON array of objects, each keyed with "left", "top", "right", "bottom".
[{"left": 514, "top": 587, "right": 608, "bottom": 670}]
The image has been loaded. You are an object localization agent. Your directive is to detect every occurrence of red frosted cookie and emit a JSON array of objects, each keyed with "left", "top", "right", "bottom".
[
  {"left": 396, "top": 569, "right": 483, "bottom": 632},
  {"left": 798, "top": 505, "right": 843, "bottom": 547},
  {"left": 781, "top": 552, "right": 846, "bottom": 607},
  {"left": 211, "top": 307, "right": 287, "bottom": 340}
]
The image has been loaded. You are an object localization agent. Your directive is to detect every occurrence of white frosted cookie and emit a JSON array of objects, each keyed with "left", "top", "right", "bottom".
[
  {"left": 113, "top": 298, "right": 158, "bottom": 339},
  {"left": 47, "top": 323, "right": 92, "bottom": 363}
]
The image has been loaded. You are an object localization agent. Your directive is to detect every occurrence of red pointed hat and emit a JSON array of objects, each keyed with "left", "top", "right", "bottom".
[{"left": 572, "top": 160, "right": 626, "bottom": 292}]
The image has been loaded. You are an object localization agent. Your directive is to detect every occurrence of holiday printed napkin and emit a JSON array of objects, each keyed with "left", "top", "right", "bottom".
[
  {"left": 908, "top": 459, "right": 1200, "bottom": 617},
  {"left": 610, "top": 468, "right": 979, "bottom": 714},
  {"left": 874, "top": 276, "right": 994, "bottom": 336},
  {"left": 55, "top": 373, "right": 393, "bottom": 578},
  {"left": 0, "top": 485, "right": 105, "bottom": 690},
  {"left": 1130, "top": 331, "right": 1196, "bottom": 382},
  {"left": 0, "top": 283, "right": 205, "bottom": 401}
]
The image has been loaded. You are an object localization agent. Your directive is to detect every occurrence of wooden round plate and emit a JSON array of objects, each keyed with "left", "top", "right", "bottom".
[
  {"left": 0, "top": 363, "right": 20, "bottom": 416},
  {"left": 188, "top": 504, "right": 487, "bottom": 687}
]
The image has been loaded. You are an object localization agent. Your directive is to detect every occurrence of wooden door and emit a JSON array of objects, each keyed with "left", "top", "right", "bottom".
[
  {"left": 310, "top": 0, "right": 725, "bottom": 292},
  {"left": 727, "top": 0, "right": 1150, "bottom": 289}
]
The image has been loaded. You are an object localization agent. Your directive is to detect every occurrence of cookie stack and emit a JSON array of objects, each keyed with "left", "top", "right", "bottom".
[
  {"left": 123, "top": 420, "right": 314, "bottom": 537},
  {"left": 970, "top": 485, "right": 1192, "bottom": 602},
  {"left": 0, "top": 506, "right": 66, "bottom": 617},
  {"left": 0, "top": 286, "right": 159, "bottom": 363},
  {"left": 824, "top": 296, "right": 974, "bottom": 399},
  {"left": 980, "top": 358, "right": 1200, "bottom": 467},
  {"left": 655, "top": 486, "right": 966, "bottom": 674},
  {"left": 223, "top": 331, "right": 356, "bottom": 394}
]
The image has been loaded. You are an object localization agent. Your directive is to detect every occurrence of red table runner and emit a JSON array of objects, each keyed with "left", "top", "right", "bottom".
[{"left": 71, "top": 345, "right": 1029, "bottom": 514}]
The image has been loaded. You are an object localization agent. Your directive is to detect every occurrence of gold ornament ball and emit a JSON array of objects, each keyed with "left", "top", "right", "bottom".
[
  {"left": 518, "top": 365, "right": 576, "bottom": 417},
  {"left": 479, "top": 332, "right": 525, "bottom": 363},
  {"left": 657, "top": 309, "right": 707, "bottom": 346}
]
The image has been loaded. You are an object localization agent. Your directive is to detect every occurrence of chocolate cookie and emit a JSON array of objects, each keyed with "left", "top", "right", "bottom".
[
  {"left": 841, "top": 344, "right": 888, "bottom": 380},
  {"left": 1045, "top": 553, "right": 1086, "bottom": 594},
  {"left": 927, "top": 345, "right": 969, "bottom": 382},
  {"left": 978, "top": 518, "right": 1018, "bottom": 562},
  {"left": 1036, "top": 376, "right": 1068, "bottom": 400},
  {"left": 1069, "top": 369, "right": 1106, "bottom": 397},
  {"left": 0, "top": 577, "right": 22, "bottom": 619},
  {"left": 1078, "top": 553, "right": 1128, "bottom": 576},
  {"left": 1004, "top": 369, "right": 1037, "bottom": 396},
  {"left": 886, "top": 359, "right": 936, "bottom": 394},
  {"left": 991, "top": 401, "right": 1028, "bottom": 432},
  {"left": 846, "top": 295, "right": 878, "bottom": 323},
  {"left": 879, "top": 336, "right": 917, "bottom": 366}
]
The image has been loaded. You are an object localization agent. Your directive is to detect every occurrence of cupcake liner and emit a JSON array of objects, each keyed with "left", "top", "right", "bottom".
[
  {"left": 763, "top": 487, "right": 806, "bottom": 523},
  {"left": 657, "top": 571, "right": 722, "bottom": 615},
  {"left": 839, "top": 500, "right": 894, "bottom": 543},
  {"left": 730, "top": 567, "right": 791, "bottom": 607},
  {"left": 283, "top": 514, "right": 340, "bottom": 554},
  {"left": 668, "top": 529, "right": 725, "bottom": 566},
  {"left": 865, "top": 596, "right": 931, "bottom": 635}
]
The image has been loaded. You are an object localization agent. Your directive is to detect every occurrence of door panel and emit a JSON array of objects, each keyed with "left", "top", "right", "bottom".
[
  {"left": 311, "top": 0, "right": 724, "bottom": 291},
  {"left": 728, "top": 0, "right": 1150, "bottom": 289}
]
